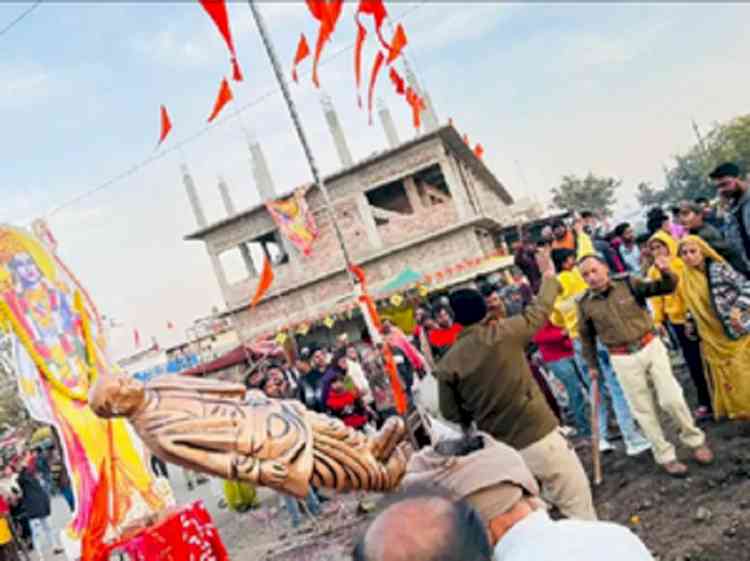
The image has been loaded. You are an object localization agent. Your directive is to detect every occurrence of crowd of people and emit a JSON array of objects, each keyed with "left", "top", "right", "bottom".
[{"left": 349, "top": 161, "right": 750, "bottom": 560}]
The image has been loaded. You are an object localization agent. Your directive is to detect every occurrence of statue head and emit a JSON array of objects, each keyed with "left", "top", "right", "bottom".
[{"left": 89, "top": 373, "right": 146, "bottom": 419}]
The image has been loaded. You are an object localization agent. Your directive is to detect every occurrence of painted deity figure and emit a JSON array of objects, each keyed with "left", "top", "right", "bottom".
[{"left": 0, "top": 226, "right": 168, "bottom": 548}]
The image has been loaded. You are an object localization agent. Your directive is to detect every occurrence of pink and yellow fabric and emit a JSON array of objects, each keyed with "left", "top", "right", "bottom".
[{"left": 0, "top": 225, "right": 170, "bottom": 553}]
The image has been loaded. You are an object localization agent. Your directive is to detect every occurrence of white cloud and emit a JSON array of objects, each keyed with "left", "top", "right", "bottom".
[{"left": 0, "top": 63, "right": 56, "bottom": 109}]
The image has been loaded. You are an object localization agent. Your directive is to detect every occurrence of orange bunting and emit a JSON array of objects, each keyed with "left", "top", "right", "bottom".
[
  {"left": 307, "top": 0, "right": 344, "bottom": 87},
  {"left": 463, "top": 133, "right": 470, "bottom": 145},
  {"left": 474, "top": 143, "right": 485, "bottom": 159},
  {"left": 358, "top": 0, "right": 389, "bottom": 50},
  {"left": 158, "top": 105, "right": 172, "bottom": 146},
  {"left": 80, "top": 461, "right": 109, "bottom": 561},
  {"left": 291, "top": 33, "right": 311, "bottom": 83},
  {"left": 386, "top": 23, "right": 407, "bottom": 64},
  {"left": 207, "top": 77, "right": 234, "bottom": 123},
  {"left": 367, "top": 51, "right": 386, "bottom": 124},
  {"left": 199, "top": 0, "right": 243, "bottom": 81},
  {"left": 354, "top": 21, "right": 367, "bottom": 107},
  {"left": 405, "top": 87, "right": 425, "bottom": 129},
  {"left": 389, "top": 66, "right": 405, "bottom": 95},
  {"left": 250, "top": 255, "right": 274, "bottom": 308}
]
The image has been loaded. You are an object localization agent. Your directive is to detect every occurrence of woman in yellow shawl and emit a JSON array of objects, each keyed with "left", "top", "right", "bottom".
[
  {"left": 677, "top": 235, "right": 750, "bottom": 420},
  {"left": 647, "top": 231, "right": 712, "bottom": 420}
]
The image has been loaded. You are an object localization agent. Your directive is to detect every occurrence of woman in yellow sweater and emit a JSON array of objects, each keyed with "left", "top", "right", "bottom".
[{"left": 648, "top": 231, "right": 712, "bottom": 420}]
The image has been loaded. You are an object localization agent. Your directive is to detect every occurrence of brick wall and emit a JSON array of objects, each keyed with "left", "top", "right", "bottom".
[{"left": 232, "top": 226, "right": 485, "bottom": 340}]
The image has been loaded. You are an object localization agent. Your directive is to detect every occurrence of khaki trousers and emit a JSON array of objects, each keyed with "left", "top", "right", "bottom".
[
  {"left": 609, "top": 338, "right": 705, "bottom": 465},
  {"left": 520, "top": 429, "right": 597, "bottom": 521}
]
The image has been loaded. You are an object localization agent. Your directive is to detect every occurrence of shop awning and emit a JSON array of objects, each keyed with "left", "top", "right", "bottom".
[{"left": 375, "top": 267, "right": 422, "bottom": 295}]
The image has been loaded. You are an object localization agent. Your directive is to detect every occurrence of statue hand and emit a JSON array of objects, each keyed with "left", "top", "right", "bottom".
[{"left": 259, "top": 460, "right": 288, "bottom": 487}]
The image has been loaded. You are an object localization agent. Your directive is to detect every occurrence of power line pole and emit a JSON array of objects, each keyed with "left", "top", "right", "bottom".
[{"left": 246, "top": 0, "right": 356, "bottom": 292}]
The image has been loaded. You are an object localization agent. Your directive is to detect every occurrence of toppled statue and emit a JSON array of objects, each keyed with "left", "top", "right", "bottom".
[{"left": 89, "top": 373, "right": 409, "bottom": 498}]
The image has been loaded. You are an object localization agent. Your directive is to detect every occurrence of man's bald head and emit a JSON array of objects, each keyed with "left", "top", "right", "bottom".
[{"left": 354, "top": 487, "right": 492, "bottom": 561}]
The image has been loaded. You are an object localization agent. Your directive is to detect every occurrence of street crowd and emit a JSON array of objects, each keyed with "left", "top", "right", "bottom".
[{"left": 234, "top": 161, "right": 750, "bottom": 559}]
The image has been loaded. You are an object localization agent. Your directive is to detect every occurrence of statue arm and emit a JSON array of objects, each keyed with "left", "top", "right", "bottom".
[{"left": 146, "top": 375, "right": 246, "bottom": 400}]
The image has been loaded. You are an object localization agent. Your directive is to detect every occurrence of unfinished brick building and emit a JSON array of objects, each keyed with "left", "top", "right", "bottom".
[{"left": 184, "top": 124, "right": 515, "bottom": 341}]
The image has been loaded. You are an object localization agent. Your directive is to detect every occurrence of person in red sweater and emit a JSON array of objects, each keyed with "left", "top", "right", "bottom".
[
  {"left": 427, "top": 306, "right": 463, "bottom": 360},
  {"left": 325, "top": 366, "right": 369, "bottom": 430},
  {"left": 532, "top": 320, "right": 591, "bottom": 439}
]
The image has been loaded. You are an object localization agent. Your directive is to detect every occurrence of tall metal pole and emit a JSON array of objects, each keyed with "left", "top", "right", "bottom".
[{"left": 247, "top": 0, "right": 356, "bottom": 290}]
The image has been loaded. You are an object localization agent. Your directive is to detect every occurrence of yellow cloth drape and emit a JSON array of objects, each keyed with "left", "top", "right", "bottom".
[
  {"left": 678, "top": 235, "right": 750, "bottom": 419},
  {"left": 648, "top": 230, "right": 687, "bottom": 325},
  {"left": 552, "top": 268, "right": 588, "bottom": 339},
  {"left": 0, "top": 518, "right": 11, "bottom": 545}
]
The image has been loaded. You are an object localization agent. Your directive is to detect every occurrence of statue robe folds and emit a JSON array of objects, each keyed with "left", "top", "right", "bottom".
[{"left": 98, "top": 375, "right": 409, "bottom": 499}]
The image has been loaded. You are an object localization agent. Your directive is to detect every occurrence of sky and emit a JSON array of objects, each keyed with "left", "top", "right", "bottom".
[{"left": 2, "top": 1, "right": 750, "bottom": 359}]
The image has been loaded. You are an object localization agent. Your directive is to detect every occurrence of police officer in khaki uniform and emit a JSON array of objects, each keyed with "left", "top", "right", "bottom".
[{"left": 577, "top": 254, "right": 714, "bottom": 477}]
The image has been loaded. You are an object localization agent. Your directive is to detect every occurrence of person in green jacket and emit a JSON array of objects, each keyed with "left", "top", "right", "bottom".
[{"left": 434, "top": 250, "right": 596, "bottom": 521}]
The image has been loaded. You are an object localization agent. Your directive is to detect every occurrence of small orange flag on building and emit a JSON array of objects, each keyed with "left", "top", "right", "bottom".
[
  {"left": 158, "top": 105, "right": 172, "bottom": 146},
  {"left": 386, "top": 23, "right": 407, "bottom": 64},
  {"left": 207, "top": 77, "right": 234, "bottom": 122},
  {"left": 250, "top": 255, "right": 274, "bottom": 308},
  {"left": 474, "top": 143, "right": 485, "bottom": 159},
  {"left": 367, "top": 50, "right": 386, "bottom": 125},
  {"left": 292, "top": 33, "right": 311, "bottom": 83}
]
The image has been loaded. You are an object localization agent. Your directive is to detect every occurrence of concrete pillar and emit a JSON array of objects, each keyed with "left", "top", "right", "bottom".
[
  {"left": 439, "top": 156, "right": 471, "bottom": 221},
  {"left": 248, "top": 140, "right": 276, "bottom": 203},
  {"left": 217, "top": 176, "right": 236, "bottom": 216},
  {"left": 208, "top": 251, "right": 231, "bottom": 302},
  {"left": 239, "top": 244, "right": 257, "bottom": 276},
  {"left": 322, "top": 93, "right": 354, "bottom": 168},
  {"left": 402, "top": 176, "right": 423, "bottom": 213},
  {"left": 356, "top": 193, "right": 383, "bottom": 250},
  {"left": 181, "top": 163, "right": 207, "bottom": 228},
  {"left": 377, "top": 98, "right": 400, "bottom": 148}
]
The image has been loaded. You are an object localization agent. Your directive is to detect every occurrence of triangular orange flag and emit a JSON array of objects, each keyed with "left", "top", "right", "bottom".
[
  {"left": 207, "top": 77, "right": 233, "bottom": 122},
  {"left": 389, "top": 66, "right": 405, "bottom": 95},
  {"left": 292, "top": 34, "right": 311, "bottom": 83},
  {"left": 474, "top": 143, "right": 485, "bottom": 159},
  {"left": 386, "top": 23, "right": 407, "bottom": 64},
  {"left": 158, "top": 105, "right": 172, "bottom": 146},
  {"left": 81, "top": 461, "right": 109, "bottom": 561},
  {"left": 199, "top": 0, "right": 243, "bottom": 81},
  {"left": 367, "top": 51, "right": 386, "bottom": 125},
  {"left": 250, "top": 255, "right": 274, "bottom": 308}
]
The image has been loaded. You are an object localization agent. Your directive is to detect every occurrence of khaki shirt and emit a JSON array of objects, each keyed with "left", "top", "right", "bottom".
[
  {"left": 434, "top": 277, "right": 561, "bottom": 450},
  {"left": 577, "top": 272, "right": 677, "bottom": 371}
]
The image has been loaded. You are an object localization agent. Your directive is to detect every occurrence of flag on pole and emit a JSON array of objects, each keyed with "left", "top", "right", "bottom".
[
  {"left": 199, "top": 0, "right": 243, "bottom": 81},
  {"left": 158, "top": 105, "right": 172, "bottom": 146},
  {"left": 265, "top": 187, "right": 319, "bottom": 255},
  {"left": 291, "top": 33, "right": 311, "bottom": 83},
  {"left": 385, "top": 23, "right": 407, "bottom": 64},
  {"left": 250, "top": 256, "right": 274, "bottom": 308},
  {"left": 207, "top": 77, "right": 234, "bottom": 122},
  {"left": 474, "top": 143, "right": 485, "bottom": 159}
]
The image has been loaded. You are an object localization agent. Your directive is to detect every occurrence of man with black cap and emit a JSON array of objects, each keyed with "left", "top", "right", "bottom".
[
  {"left": 710, "top": 162, "right": 750, "bottom": 262},
  {"left": 433, "top": 250, "right": 596, "bottom": 520}
]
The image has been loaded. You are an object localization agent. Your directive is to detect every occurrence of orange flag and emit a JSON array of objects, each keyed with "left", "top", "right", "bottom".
[
  {"left": 474, "top": 143, "right": 485, "bottom": 159},
  {"left": 207, "top": 77, "right": 233, "bottom": 122},
  {"left": 389, "top": 66, "right": 405, "bottom": 95},
  {"left": 358, "top": 0, "right": 389, "bottom": 50},
  {"left": 158, "top": 105, "right": 172, "bottom": 145},
  {"left": 292, "top": 33, "right": 311, "bottom": 83},
  {"left": 199, "top": 0, "right": 243, "bottom": 81},
  {"left": 386, "top": 23, "right": 407, "bottom": 64},
  {"left": 354, "top": 20, "right": 367, "bottom": 107},
  {"left": 405, "top": 87, "right": 425, "bottom": 129},
  {"left": 307, "top": 0, "right": 344, "bottom": 87},
  {"left": 462, "top": 133, "right": 470, "bottom": 145},
  {"left": 80, "top": 461, "right": 109, "bottom": 561},
  {"left": 250, "top": 255, "right": 274, "bottom": 308},
  {"left": 367, "top": 51, "right": 385, "bottom": 125}
]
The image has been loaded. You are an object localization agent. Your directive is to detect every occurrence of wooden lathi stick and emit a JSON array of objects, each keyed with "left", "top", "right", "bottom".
[{"left": 590, "top": 376, "right": 603, "bottom": 485}]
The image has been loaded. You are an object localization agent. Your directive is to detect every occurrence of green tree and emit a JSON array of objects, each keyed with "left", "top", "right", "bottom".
[
  {"left": 638, "top": 114, "right": 750, "bottom": 207},
  {"left": 550, "top": 173, "right": 621, "bottom": 217}
]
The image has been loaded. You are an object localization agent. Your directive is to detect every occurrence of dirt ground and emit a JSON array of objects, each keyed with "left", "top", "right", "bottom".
[{"left": 215, "top": 365, "right": 750, "bottom": 561}]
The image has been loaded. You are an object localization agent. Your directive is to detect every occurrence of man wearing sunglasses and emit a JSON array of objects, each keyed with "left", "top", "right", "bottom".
[{"left": 710, "top": 162, "right": 750, "bottom": 263}]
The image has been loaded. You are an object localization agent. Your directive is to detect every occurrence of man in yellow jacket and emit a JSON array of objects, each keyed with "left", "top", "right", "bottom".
[
  {"left": 551, "top": 248, "right": 651, "bottom": 456},
  {"left": 647, "top": 231, "right": 712, "bottom": 421}
]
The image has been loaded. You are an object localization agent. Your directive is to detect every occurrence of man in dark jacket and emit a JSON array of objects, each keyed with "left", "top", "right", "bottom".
[
  {"left": 677, "top": 200, "right": 750, "bottom": 275},
  {"left": 711, "top": 162, "right": 750, "bottom": 262},
  {"left": 15, "top": 463, "right": 62, "bottom": 557},
  {"left": 434, "top": 251, "right": 596, "bottom": 521}
]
